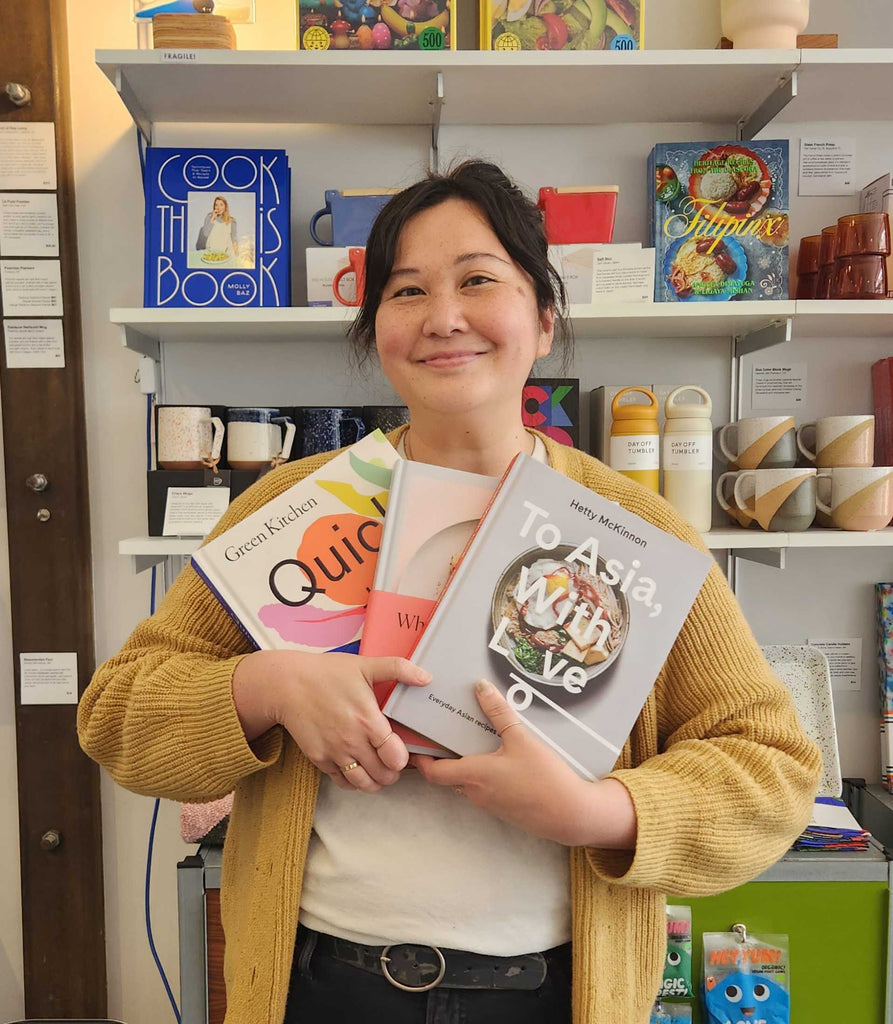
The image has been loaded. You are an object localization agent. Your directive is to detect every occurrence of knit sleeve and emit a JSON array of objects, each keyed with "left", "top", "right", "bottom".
[
  {"left": 76, "top": 461, "right": 332, "bottom": 803},
  {"left": 585, "top": 558, "right": 823, "bottom": 895}
]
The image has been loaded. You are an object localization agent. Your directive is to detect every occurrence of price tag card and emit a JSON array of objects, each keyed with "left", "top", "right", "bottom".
[
  {"left": 799, "top": 138, "right": 857, "bottom": 196},
  {"left": 591, "top": 248, "right": 655, "bottom": 304},
  {"left": 20, "top": 652, "right": 78, "bottom": 705},
  {"left": 0, "top": 194, "right": 59, "bottom": 257},
  {"left": 0, "top": 123, "right": 57, "bottom": 190},
  {"left": 163, "top": 486, "right": 231, "bottom": 537},
  {"left": 807, "top": 637, "right": 862, "bottom": 691},
  {"left": 3, "top": 319, "right": 65, "bottom": 368},
  {"left": 0, "top": 259, "right": 63, "bottom": 316}
]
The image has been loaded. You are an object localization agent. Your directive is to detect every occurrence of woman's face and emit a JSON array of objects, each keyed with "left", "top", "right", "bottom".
[
  {"left": 214, "top": 198, "right": 225, "bottom": 214},
  {"left": 374, "top": 198, "right": 553, "bottom": 419}
]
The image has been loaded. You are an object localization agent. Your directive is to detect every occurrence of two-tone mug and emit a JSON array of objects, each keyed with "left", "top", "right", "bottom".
[
  {"left": 226, "top": 407, "right": 296, "bottom": 471},
  {"left": 718, "top": 416, "right": 797, "bottom": 470},
  {"left": 733, "top": 468, "right": 817, "bottom": 532},
  {"left": 715, "top": 471, "right": 757, "bottom": 529},
  {"left": 816, "top": 466, "right": 893, "bottom": 531},
  {"left": 797, "top": 415, "right": 875, "bottom": 468},
  {"left": 157, "top": 405, "right": 225, "bottom": 471}
]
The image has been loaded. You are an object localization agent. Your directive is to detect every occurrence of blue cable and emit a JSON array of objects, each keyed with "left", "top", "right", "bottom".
[{"left": 143, "top": 391, "right": 182, "bottom": 1023}]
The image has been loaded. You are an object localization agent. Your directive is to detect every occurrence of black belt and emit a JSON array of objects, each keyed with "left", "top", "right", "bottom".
[{"left": 301, "top": 925, "right": 569, "bottom": 992}]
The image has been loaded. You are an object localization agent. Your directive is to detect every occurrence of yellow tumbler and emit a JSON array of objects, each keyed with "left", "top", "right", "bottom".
[{"left": 609, "top": 387, "right": 660, "bottom": 492}]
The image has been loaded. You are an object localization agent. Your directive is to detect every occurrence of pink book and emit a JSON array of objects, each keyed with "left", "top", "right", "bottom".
[{"left": 361, "top": 459, "right": 498, "bottom": 756}]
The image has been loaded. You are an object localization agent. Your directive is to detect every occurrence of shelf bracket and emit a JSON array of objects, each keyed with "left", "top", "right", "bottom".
[
  {"left": 120, "top": 323, "right": 160, "bottom": 361},
  {"left": 735, "top": 317, "right": 792, "bottom": 358},
  {"left": 128, "top": 552, "right": 167, "bottom": 575},
  {"left": 114, "top": 68, "right": 153, "bottom": 146},
  {"left": 429, "top": 71, "right": 444, "bottom": 175},
  {"left": 732, "top": 548, "right": 786, "bottom": 569},
  {"left": 738, "top": 69, "right": 797, "bottom": 142}
]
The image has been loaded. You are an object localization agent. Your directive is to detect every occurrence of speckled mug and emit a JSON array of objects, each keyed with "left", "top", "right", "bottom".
[{"left": 157, "top": 406, "right": 225, "bottom": 471}]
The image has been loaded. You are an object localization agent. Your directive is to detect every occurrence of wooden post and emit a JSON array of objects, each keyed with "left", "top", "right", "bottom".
[{"left": 0, "top": 0, "right": 106, "bottom": 1013}]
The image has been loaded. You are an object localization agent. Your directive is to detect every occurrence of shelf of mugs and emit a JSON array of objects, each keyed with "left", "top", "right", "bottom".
[
  {"left": 118, "top": 527, "right": 893, "bottom": 574},
  {"left": 96, "top": 49, "right": 802, "bottom": 139}
]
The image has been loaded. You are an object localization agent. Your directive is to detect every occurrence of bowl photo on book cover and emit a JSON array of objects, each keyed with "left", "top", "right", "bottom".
[
  {"left": 489, "top": 544, "right": 630, "bottom": 688},
  {"left": 687, "top": 143, "right": 772, "bottom": 222},
  {"left": 663, "top": 234, "right": 747, "bottom": 302}
]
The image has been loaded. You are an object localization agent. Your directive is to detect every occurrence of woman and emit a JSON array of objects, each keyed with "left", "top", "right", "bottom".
[
  {"left": 196, "top": 194, "right": 239, "bottom": 259},
  {"left": 79, "top": 160, "right": 821, "bottom": 1024}
]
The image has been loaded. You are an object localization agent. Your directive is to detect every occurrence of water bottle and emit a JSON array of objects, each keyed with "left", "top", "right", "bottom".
[
  {"left": 662, "top": 385, "right": 713, "bottom": 531},
  {"left": 610, "top": 387, "right": 660, "bottom": 492}
]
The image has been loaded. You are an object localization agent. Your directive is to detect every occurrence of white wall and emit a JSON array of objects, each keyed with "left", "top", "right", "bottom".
[{"left": 0, "top": 0, "right": 889, "bottom": 1020}]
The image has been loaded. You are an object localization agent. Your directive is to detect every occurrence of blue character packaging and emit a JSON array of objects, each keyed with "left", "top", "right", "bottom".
[
  {"left": 648, "top": 140, "right": 789, "bottom": 302},
  {"left": 144, "top": 147, "right": 291, "bottom": 308},
  {"left": 701, "top": 931, "right": 790, "bottom": 1024}
]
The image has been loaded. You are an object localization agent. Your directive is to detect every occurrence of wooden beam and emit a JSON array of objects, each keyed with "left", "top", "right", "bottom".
[{"left": 0, "top": 0, "right": 106, "bottom": 1014}]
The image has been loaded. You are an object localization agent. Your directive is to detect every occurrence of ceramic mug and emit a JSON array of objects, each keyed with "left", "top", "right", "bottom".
[
  {"left": 298, "top": 407, "right": 366, "bottom": 457},
  {"left": 733, "top": 468, "right": 817, "bottom": 532},
  {"left": 796, "top": 415, "right": 875, "bottom": 468},
  {"left": 157, "top": 405, "right": 225, "bottom": 471},
  {"left": 226, "top": 407, "right": 296, "bottom": 471},
  {"left": 715, "top": 471, "right": 757, "bottom": 529},
  {"left": 718, "top": 416, "right": 797, "bottom": 470},
  {"left": 309, "top": 190, "right": 397, "bottom": 247},
  {"left": 816, "top": 466, "right": 893, "bottom": 531},
  {"left": 332, "top": 247, "right": 366, "bottom": 307}
]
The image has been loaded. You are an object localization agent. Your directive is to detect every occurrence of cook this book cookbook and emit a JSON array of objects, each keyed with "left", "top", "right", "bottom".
[
  {"left": 361, "top": 460, "right": 499, "bottom": 755},
  {"left": 191, "top": 431, "right": 399, "bottom": 654},
  {"left": 143, "top": 147, "right": 291, "bottom": 307},
  {"left": 383, "top": 454, "right": 713, "bottom": 779}
]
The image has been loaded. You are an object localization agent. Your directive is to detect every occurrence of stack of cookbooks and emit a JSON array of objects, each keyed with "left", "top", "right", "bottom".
[
  {"left": 193, "top": 436, "right": 713, "bottom": 779},
  {"left": 793, "top": 797, "right": 871, "bottom": 852}
]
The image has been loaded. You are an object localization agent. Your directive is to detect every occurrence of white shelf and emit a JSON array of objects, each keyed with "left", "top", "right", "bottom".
[
  {"left": 779, "top": 49, "right": 893, "bottom": 124},
  {"left": 96, "top": 49, "right": 801, "bottom": 135},
  {"left": 111, "top": 299, "right": 893, "bottom": 358},
  {"left": 110, "top": 302, "right": 798, "bottom": 357},
  {"left": 119, "top": 528, "right": 893, "bottom": 572}
]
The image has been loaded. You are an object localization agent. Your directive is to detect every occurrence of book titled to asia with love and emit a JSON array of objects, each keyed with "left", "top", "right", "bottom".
[{"left": 384, "top": 454, "right": 712, "bottom": 779}]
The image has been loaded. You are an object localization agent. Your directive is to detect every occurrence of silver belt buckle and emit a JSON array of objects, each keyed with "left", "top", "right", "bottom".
[{"left": 379, "top": 943, "right": 446, "bottom": 992}]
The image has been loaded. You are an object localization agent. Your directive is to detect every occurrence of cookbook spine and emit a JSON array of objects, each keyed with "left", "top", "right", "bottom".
[{"left": 190, "top": 555, "right": 264, "bottom": 651}]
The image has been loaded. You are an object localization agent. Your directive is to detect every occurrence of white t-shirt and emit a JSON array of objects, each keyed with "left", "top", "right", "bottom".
[{"left": 299, "top": 432, "right": 572, "bottom": 955}]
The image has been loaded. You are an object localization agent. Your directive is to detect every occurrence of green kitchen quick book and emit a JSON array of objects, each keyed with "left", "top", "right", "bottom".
[{"left": 383, "top": 452, "right": 711, "bottom": 779}]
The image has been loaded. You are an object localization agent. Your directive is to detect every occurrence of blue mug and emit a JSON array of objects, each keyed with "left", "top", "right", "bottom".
[
  {"left": 298, "top": 407, "right": 366, "bottom": 456},
  {"left": 226, "top": 407, "right": 296, "bottom": 470},
  {"left": 309, "top": 190, "right": 398, "bottom": 248}
]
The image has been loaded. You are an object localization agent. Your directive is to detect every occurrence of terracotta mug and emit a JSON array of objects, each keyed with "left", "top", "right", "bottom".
[
  {"left": 796, "top": 415, "right": 874, "bottom": 468},
  {"left": 816, "top": 467, "right": 893, "bottom": 531},
  {"left": 734, "top": 468, "right": 816, "bottom": 532},
  {"left": 332, "top": 247, "right": 366, "bottom": 307},
  {"left": 718, "top": 416, "right": 796, "bottom": 470}
]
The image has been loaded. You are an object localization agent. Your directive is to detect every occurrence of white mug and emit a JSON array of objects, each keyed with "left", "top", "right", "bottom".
[
  {"left": 157, "top": 406, "right": 225, "bottom": 471},
  {"left": 226, "top": 408, "right": 296, "bottom": 471}
]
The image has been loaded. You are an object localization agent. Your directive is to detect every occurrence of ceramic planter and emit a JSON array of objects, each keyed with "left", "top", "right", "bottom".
[{"left": 721, "top": 0, "right": 809, "bottom": 49}]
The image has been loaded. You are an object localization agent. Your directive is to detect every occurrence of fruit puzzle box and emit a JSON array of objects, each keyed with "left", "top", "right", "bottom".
[
  {"left": 649, "top": 140, "right": 790, "bottom": 302},
  {"left": 297, "top": 0, "right": 455, "bottom": 49},
  {"left": 483, "top": 0, "right": 642, "bottom": 52}
]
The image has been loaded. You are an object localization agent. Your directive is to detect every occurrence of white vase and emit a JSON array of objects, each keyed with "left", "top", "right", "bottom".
[{"left": 721, "top": 0, "right": 809, "bottom": 49}]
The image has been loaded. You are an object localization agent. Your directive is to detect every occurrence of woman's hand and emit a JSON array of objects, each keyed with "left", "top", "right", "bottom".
[
  {"left": 410, "top": 680, "right": 638, "bottom": 849},
  {"left": 232, "top": 650, "right": 431, "bottom": 793},
  {"left": 210, "top": 210, "right": 218, "bottom": 221}
]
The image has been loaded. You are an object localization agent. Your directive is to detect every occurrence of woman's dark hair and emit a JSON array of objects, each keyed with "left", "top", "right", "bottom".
[{"left": 348, "top": 159, "right": 573, "bottom": 374}]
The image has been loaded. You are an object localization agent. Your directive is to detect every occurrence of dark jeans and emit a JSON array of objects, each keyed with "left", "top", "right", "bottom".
[{"left": 284, "top": 926, "right": 573, "bottom": 1024}]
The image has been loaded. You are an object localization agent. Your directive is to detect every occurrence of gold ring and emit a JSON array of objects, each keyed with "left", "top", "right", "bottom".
[
  {"left": 340, "top": 761, "right": 360, "bottom": 773},
  {"left": 453, "top": 786, "right": 465, "bottom": 797},
  {"left": 498, "top": 722, "right": 524, "bottom": 738},
  {"left": 372, "top": 731, "right": 394, "bottom": 750}
]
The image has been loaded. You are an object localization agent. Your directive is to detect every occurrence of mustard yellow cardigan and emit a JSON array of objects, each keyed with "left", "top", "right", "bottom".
[{"left": 79, "top": 427, "right": 822, "bottom": 1024}]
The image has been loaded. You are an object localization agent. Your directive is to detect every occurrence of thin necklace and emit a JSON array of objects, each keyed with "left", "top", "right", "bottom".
[{"left": 403, "top": 428, "right": 535, "bottom": 462}]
